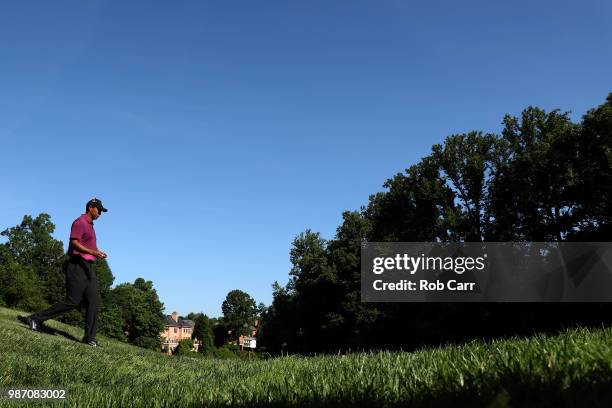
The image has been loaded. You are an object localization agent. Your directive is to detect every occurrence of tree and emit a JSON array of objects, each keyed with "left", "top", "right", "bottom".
[
  {"left": 432, "top": 132, "right": 498, "bottom": 241},
  {"left": 221, "top": 290, "right": 257, "bottom": 343},
  {"left": 111, "top": 278, "right": 165, "bottom": 349},
  {"left": 213, "top": 320, "right": 229, "bottom": 348},
  {"left": 0, "top": 214, "right": 66, "bottom": 305},
  {"left": 0, "top": 259, "right": 47, "bottom": 312},
  {"left": 326, "top": 211, "right": 380, "bottom": 348},
  {"left": 365, "top": 156, "right": 458, "bottom": 242},
  {"left": 258, "top": 281, "right": 298, "bottom": 353},
  {"left": 288, "top": 230, "right": 339, "bottom": 351},
  {"left": 255, "top": 302, "right": 267, "bottom": 318},
  {"left": 488, "top": 107, "right": 578, "bottom": 241},
  {"left": 191, "top": 313, "right": 215, "bottom": 353},
  {"left": 568, "top": 93, "right": 612, "bottom": 240}
]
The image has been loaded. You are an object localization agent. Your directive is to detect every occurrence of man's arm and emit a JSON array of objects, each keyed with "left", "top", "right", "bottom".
[{"left": 70, "top": 239, "right": 107, "bottom": 259}]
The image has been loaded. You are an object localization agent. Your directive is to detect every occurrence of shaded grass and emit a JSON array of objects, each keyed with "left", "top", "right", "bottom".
[{"left": 0, "top": 306, "right": 610, "bottom": 407}]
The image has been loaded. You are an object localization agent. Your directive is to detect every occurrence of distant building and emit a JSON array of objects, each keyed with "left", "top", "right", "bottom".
[
  {"left": 161, "top": 311, "right": 201, "bottom": 354},
  {"left": 229, "top": 319, "right": 259, "bottom": 350}
]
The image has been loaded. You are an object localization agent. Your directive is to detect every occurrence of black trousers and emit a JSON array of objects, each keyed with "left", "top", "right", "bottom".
[{"left": 31, "top": 256, "right": 100, "bottom": 341}]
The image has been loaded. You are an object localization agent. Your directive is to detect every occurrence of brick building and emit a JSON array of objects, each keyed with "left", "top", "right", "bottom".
[{"left": 161, "top": 312, "right": 201, "bottom": 354}]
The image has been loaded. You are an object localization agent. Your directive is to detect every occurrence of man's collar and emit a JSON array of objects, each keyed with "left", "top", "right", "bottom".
[{"left": 82, "top": 213, "right": 94, "bottom": 224}]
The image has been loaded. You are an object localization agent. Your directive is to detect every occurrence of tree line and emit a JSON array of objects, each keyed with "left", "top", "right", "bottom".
[
  {"left": 1, "top": 93, "right": 610, "bottom": 355},
  {"left": 257, "top": 93, "right": 612, "bottom": 354}
]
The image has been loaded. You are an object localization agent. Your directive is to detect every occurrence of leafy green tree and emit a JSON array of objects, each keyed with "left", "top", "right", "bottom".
[
  {"left": 0, "top": 214, "right": 65, "bottom": 304},
  {"left": 365, "top": 156, "right": 458, "bottom": 242},
  {"left": 488, "top": 107, "right": 578, "bottom": 241},
  {"left": 111, "top": 278, "right": 165, "bottom": 349},
  {"left": 0, "top": 259, "right": 47, "bottom": 311},
  {"left": 191, "top": 313, "right": 215, "bottom": 353},
  {"left": 258, "top": 281, "right": 296, "bottom": 353},
  {"left": 326, "top": 211, "right": 379, "bottom": 346},
  {"left": 288, "top": 231, "right": 332, "bottom": 293},
  {"left": 97, "top": 301, "right": 126, "bottom": 341},
  {"left": 568, "top": 93, "right": 612, "bottom": 240},
  {"left": 432, "top": 132, "right": 498, "bottom": 241},
  {"left": 255, "top": 302, "right": 266, "bottom": 318},
  {"left": 93, "top": 259, "right": 115, "bottom": 294},
  {"left": 288, "top": 230, "right": 339, "bottom": 351},
  {"left": 213, "top": 320, "right": 229, "bottom": 348},
  {"left": 221, "top": 289, "right": 257, "bottom": 343}
]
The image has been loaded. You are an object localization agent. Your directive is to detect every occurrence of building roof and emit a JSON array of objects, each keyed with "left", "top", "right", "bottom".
[
  {"left": 164, "top": 316, "right": 179, "bottom": 327},
  {"left": 164, "top": 315, "right": 195, "bottom": 329}
]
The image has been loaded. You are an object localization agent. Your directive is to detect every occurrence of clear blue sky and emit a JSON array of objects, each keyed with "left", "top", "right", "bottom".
[{"left": 1, "top": 1, "right": 611, "bottom": 317}]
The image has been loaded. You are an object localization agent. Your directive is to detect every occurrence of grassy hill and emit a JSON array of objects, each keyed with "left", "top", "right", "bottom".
[{"left": 0, "top": 306, "right": 611, "bottom": 407}]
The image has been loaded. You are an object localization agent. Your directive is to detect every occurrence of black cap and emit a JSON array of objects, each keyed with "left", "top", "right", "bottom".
[{"left": 86, "top": 198, "right": 108, "bottom": 213}]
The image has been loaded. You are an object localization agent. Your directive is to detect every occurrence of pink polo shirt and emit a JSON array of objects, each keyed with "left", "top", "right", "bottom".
[{"left": 69, "top": 214, "right": 97, "bottom": 262}]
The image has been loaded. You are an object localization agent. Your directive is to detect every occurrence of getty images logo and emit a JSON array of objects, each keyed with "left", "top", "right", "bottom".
[{"left": 372, "top": 253, "right": 487, "bottom": 275}]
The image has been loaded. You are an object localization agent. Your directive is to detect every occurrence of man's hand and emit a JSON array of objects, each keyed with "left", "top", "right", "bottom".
[{"left": 70, "top": 239, "right": 107, "bottom": 258}]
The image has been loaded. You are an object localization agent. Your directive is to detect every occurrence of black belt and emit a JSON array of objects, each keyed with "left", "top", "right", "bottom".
[{"left": 70, "top": 256, "right": 93, "bottom": 264}]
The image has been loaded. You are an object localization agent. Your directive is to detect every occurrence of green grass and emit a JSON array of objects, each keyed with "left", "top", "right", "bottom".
[{"left": 0, "top": 306, "right": 611, "bottom": 407}]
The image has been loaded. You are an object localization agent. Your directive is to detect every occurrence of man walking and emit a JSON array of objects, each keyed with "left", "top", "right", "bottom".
[{"left": 27, "top": 198, "right": 108, "bottom": 347}]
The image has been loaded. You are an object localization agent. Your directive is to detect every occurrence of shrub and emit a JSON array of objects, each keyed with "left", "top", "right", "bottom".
[
  {"left": 212, "top": 345, "right": 239, "bottom": 359},
  {"left": 174, "top": 339, "right": 194, "bottom": 356}
]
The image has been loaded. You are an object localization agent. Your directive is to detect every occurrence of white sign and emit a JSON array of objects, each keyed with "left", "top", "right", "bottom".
[{"left": 243, "top": 337, "right": 256, "bottom": 349}]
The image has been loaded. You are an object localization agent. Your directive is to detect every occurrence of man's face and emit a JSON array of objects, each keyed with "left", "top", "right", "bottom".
[{"left": 88, "top": 206, "right": 101, "bottom": 220}]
